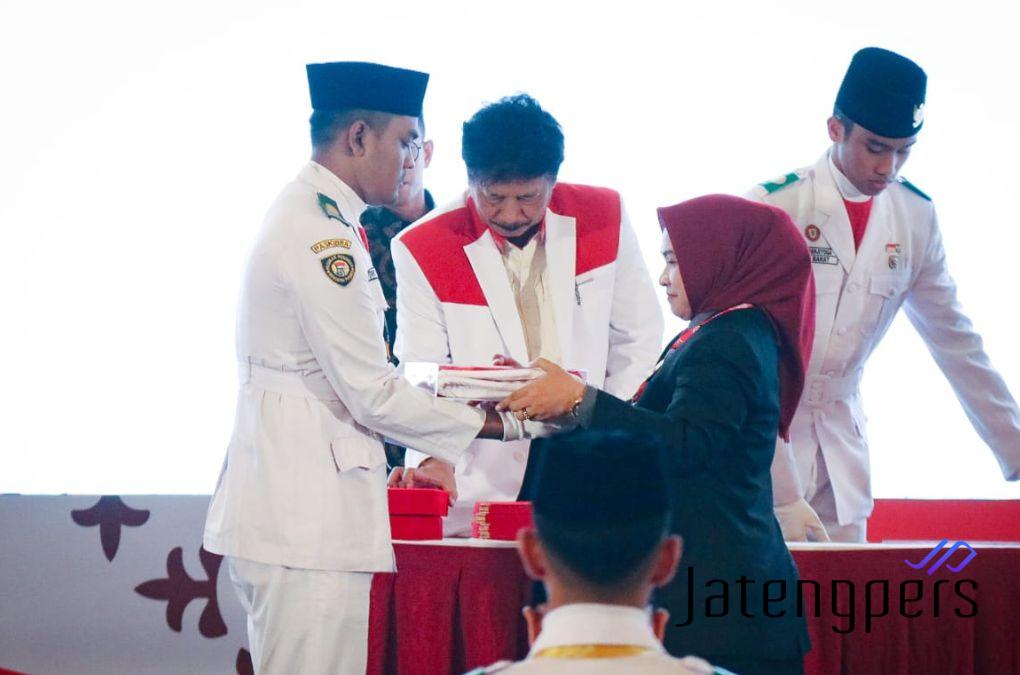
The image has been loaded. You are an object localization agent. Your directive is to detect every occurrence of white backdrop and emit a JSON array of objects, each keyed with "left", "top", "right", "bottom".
[{"left": 2, "top": 0, "right": 1018, "bottom": 498}]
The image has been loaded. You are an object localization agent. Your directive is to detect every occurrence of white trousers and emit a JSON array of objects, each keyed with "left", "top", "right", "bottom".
[
  {"left": 228, "top": 556, "right": 373, "bottom": 675},
  {"left": 806, "top": 449, "right": 868, "bottom": 543}
]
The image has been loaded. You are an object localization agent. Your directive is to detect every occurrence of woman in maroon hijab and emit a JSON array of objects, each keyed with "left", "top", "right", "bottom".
[{"left": 499, "top": 195, "right": 815, "bottom": 675}]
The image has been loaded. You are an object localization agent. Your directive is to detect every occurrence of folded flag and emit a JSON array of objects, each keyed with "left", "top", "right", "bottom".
[{"left": 403, "top": 364, "right": 586, "bottom": 401}]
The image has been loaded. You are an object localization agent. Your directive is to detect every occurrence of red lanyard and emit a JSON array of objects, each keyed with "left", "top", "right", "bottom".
[{"left": 631, "top": 303, "right": 754, "bottom": 402}]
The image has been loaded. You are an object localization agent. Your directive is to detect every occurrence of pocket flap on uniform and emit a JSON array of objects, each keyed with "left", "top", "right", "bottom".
[
  {"left": 330, "top": 435, "right": 386, "bottom": 472},
  {"left": 869, "top": 273, "right": 908, "bottom": 299}
]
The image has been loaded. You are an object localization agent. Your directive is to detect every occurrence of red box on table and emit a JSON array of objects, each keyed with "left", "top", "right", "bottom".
[
  {"left": 388, "top": 487, "right": 448, "bottom": 540},
  {"left": 472, "top": 501, "right": 533, "bottom": 540}
]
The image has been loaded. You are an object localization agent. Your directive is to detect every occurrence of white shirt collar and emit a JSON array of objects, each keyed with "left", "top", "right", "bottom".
[
  {"left": 502, "top": 232, "right": 541, "bottom": 265},
  {"left": 827, "top": 151, "right": 870, "bottom": 203},
  {"left": 528, "top": 603, "right": 664, "bottom": 657},
  {"left": 305, "top": 161, "right": 368, "bottom": 218}
]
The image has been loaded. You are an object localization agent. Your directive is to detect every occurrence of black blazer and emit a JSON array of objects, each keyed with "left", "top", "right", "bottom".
[{"left": 583, "top": 306, "right": 810, "bottom": 661}]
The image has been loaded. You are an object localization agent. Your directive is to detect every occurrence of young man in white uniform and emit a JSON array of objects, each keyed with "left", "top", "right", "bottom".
[
  {"left": 471, "top": 431, "right": 728, "bottom": 674},
  {"left": 203, "top": 62, "right": 525, "bottom": 673},
  {"left": 749, "top": 48, "right": 1020, "bottom": 542}
]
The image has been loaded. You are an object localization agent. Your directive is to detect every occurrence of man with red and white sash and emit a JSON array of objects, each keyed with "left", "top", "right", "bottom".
[{"left": 391, "top": 94, "right": 662, "bottom": 534}]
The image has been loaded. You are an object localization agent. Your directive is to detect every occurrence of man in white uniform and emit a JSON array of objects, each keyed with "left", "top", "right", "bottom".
[
  {"left": 470, "top": 431, "right": 727, "bottom": 674},
  {"left": 203, "top": 62, "right": 522, "bottom": 673},
  {"left": 389, "top": 94, "right": 662, "bottom": 534},
  {"left": 749, "top": 48, "right": 1020, "bottom": 542}
]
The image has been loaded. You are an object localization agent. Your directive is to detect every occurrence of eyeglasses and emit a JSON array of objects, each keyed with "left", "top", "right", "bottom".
[{"left": 404, "top": 139, "right": 423, "bottom": 162}]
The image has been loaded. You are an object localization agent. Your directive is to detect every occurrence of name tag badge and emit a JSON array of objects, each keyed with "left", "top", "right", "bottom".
[{"left": 810, "top": 246, "right": 839, "bottom": 266}]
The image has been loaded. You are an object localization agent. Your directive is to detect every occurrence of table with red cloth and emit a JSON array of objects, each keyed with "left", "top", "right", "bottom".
[{"left": 368, "top": 540, "right": 1020, "bottom": 675}]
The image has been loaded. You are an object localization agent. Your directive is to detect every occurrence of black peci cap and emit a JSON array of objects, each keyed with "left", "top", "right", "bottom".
[
  {"left": 835, "top": 47, "right": 927, "bottom": 139},
  {"left": 532, "top": 430, "right": 670, "bottom": 527},
  {"left": 306, "top": 61, "right": 428, "bottom": 116}
]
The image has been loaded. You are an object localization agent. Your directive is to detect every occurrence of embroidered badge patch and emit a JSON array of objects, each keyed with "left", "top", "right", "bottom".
[
  {"left": 886, "top": 243, "right": 902, "bottom": 270},
  {"left": 310, "top": 238, "right": 352, "bottom": 254},
  {"left": 321, "top": 253, "right": 356, "bottom": 286},
  {"left": 805, "top": 224, "right": 821, "bottom": 242}
]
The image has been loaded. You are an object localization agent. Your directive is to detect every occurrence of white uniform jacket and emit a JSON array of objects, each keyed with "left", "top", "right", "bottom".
[
  {"left": 748, "top": 153, "right": 1020, "bottom": 524},
  {"left": 392, "top": 183, "right": 663, "bottom": 534},
  {"left": 203, "top": 162, "right": 484, "bottom": 571}
]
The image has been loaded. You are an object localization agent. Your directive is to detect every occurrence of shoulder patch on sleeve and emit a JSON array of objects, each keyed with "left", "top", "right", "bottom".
[
  {"left": 759, "top": 172, "right": 802, "bottom": 194},
  {"left": 310, "top": 238, "right": 352, "bottom": 254},
  {"left": 321, "top": 253, "right": 356, "bottom": 286},
  {"left": 896, "top": 176, "right": 931, "bottom": 202}
]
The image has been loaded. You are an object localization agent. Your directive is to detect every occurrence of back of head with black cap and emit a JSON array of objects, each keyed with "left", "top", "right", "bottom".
[
  {"left": 532, "top": 430, "right": 672, "bottom": 590},
  {"left": 306, "top": 61, "right": 429, "bottom": 150},
  {"left": 834, "top": 47, "right": 927, "bottom": 139}
]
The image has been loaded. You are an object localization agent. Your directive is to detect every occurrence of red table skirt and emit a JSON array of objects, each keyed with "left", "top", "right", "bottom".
[{"left": 368, "top": 542, "right": 1020, "bottom": 675}]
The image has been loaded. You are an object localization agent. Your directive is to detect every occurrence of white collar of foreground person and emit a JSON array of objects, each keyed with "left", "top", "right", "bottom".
[
  {"left": 529, "top": 603, "right": 663, "bottom": 657},
  {"left": 524, "top": 603, "right": 725, "bottom": 673}
]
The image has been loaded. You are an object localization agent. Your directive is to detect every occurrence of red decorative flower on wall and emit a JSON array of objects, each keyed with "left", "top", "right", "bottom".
[
  {"left": 71, "top": 496, "right": 150, "bottom": 562},
  {"left": 236, "top": 648, "right": 253, "bottom": 675},
  {"left": 135, "top": 546, "right": 228, "bottom": 638}
]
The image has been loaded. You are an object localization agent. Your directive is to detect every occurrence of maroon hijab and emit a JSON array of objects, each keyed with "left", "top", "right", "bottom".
[{"left": 657, "top": 194, "right": 815, "bottom": 441}]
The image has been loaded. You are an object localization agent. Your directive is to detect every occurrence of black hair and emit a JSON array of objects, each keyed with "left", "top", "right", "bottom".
[
  {"left": 461, "top": 93, "right": 564, "bottom": 184},
  {"left": 309, "top": 108, "right": 393, "bottom": 151},
  {"left": 536, "top": 513, "right": 671, "bottom": 588}
]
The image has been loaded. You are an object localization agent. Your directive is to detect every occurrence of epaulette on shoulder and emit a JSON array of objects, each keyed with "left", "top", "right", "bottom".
[
  {"left": 758, "top": 171, "right": 802, "bottom": 195},
  {"left": 464, "top": 660, "right": 514, "bottom": 674},
  {"left": 896, "top": 177, "right": 932, "bottom": 202},
  {"left": 316, "top": 192, "right": 355, "bottom": 227}
]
